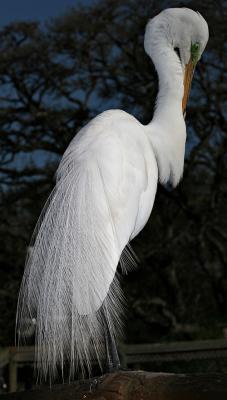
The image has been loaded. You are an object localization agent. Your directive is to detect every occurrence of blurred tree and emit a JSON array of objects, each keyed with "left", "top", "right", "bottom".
[{"left": 0, "top": 0, "right": 226, "bottom": 345}]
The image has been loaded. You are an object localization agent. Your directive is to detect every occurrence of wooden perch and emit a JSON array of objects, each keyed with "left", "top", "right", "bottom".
[{"left": 1, "top": 370, "right": 227, "bottom": 400}]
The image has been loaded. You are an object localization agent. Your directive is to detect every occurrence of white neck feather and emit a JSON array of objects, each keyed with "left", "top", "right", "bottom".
[{"left": 144, "top": 19, "right": 186, "bottom": 187}]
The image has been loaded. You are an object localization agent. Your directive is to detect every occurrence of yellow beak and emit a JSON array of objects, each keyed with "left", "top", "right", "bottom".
[{"left": 182, "top": 59, "right": 195, "bottom": 113}]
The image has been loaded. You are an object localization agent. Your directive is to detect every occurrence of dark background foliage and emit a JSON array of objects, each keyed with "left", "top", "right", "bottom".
[{"left": 0, "top": 0, "right": 226, "bottom": 348}]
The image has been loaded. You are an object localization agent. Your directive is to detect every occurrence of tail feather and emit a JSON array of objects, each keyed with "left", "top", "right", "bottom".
[{"left": 16, "top": 155, "right": 126, "bottom": 380}]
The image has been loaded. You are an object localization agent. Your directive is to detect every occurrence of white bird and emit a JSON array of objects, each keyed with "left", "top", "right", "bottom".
[{"left": 16, "top": 8, "right": 209, "bottom": 380}]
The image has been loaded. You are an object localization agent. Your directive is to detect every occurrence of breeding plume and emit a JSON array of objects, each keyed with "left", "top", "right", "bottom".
[{"left": 17, "top": 8, "right": 209, "bottom": 379}]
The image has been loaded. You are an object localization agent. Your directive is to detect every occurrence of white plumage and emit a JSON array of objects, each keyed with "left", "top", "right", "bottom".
[{"left": 16, "top": 8, "right": 209, "bottom": 379}]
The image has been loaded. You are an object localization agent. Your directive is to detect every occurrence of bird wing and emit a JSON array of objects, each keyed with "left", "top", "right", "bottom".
[{"left": 17, "top": 110, "right": 158, "bottom": 377}]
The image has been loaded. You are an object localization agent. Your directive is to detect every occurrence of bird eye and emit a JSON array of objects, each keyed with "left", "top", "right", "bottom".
[
  {"left": 174, "top": 47, "right": 181, "bottom": 61},
  {"left": 191, "top": 42, "right": 200, "bottom": 65}
]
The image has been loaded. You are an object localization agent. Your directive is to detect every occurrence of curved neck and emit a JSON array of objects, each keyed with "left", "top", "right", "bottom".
[
  {"left": 151, "top": 43, "right": 184, "bottom": 123},
  {"left": 144, "top": 15, "right": 185, "bottom": 123},
  {"left": 144, "top": 29, "right": 186, "bottom": 187}
]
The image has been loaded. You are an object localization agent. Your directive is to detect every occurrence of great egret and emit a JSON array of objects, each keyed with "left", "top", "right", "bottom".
[{"left": 16, "top": 8, "right": 209, "bottom": 380}]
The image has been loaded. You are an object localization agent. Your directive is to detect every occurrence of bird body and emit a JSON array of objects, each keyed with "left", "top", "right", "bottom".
[
  {"left": 56, "top": 108, "right": 160, "bottom": 313},
  {"left": 17, "top": 8, "right": 209, "bottom": 380}
]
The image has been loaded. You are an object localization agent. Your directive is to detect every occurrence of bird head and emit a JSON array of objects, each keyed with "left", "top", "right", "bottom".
[
  {"left": 144, "top": 8, "right": 209, "bottom": 113},
  {"left": 168, "top": 8, "right": 209, "bottom": 113}
]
